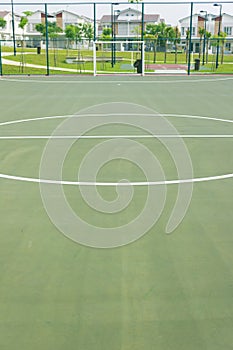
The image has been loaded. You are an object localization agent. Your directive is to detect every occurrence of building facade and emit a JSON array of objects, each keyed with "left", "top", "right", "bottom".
[
  {"left": 0, "top": 10, "right": 22, "bottom": 44},
  {"left": 0, "top": 9, "right": 94, "bottom": 48},
  {"left": 98, "top": 7, "right": 163, "bottom": 39},
  {"left": 179, "top": 13, "right": 233, "bottom": 53}
]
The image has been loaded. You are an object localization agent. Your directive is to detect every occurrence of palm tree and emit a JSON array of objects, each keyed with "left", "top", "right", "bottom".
[
  {"left": 198, "top": 27, "right": 205, "bottom": 59},
  {"left": 174, "top": 26, "right": 181, "bottom": 64},
  {"left": 82, "top": 23, "right": 94, "bottom": 50},
  {"left": 219, "top": 31, "right": 227, "bottom": 64},
  {"left": 145, "top": 24, "right": 158, "bottom": 63},
  {"left": 205, "top": 31, "right": 211, "bottom": 63},
  {"left": 164, "top": 26, "right": 175, "bottom": 63}
]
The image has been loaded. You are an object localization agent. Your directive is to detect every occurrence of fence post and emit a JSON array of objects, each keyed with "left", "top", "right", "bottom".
[
  {"left": 93, "top": 3, "right": 96, "bottom": 41},
  {"left": 0, "top": 40, "right": 2, "bottom": 76},
  {"left": 141, "top": 2, "right": 144, "bottom": 41},
  {"left": 188, "top": 2, "right": 193, "bottom": 75},
  {"left": 45, "top": 3, "right": 49, "bottom": 76}
]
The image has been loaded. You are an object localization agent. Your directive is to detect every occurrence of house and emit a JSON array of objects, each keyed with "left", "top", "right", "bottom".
[
  {"left": 98, "top": 7, "right": 164, "bottom": 39},
  {"left": 26, "top": 10, "right": 55, "bottom": 48},
  {"left": 216, "top": 13, "right": 233, "bottom": 52},
  {"left": 0, "top": 10, "right": 22, "bottom": 44},
  {"left": 179, "top": 12, "right": 233, "bottom": 53},
  {"left": 55, "top": 10, "right": 85, "bottom": 31}
]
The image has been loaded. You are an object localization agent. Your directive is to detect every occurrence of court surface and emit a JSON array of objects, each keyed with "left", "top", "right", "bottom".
[{"left": 0, "top": 75, "right": 233, "bottom": 350}]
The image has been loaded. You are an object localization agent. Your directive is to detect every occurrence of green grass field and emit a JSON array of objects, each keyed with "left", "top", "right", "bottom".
[
  {"left": 0, "top": 75, "right": 233, "bottom": 350},
  {"left": 2, "top": 46, "right": 233, "bottom": 74}
]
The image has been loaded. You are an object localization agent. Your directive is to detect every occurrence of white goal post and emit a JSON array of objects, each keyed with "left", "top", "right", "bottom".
[{"left": 93, "top": 40, "right": 145, "bottom": 76}]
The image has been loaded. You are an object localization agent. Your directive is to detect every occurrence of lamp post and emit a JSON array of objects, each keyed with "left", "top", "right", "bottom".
[
  {"left": 200, "top": 11, "right": 207, "bottom": 65},
  {"left": 213, "top": 3, "right": 222, "bottom": 69},
  {"left": 11, "top": 0, "right": 16, "bottom": 56}
]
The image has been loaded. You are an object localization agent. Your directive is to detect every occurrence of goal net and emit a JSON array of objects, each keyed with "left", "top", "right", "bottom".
[{"left": 93, "top": 40, "right": 145, "bottom": 76}]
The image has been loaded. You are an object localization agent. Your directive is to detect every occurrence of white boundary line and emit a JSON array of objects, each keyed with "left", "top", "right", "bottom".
[
  {"left": 0, "top": 135, "right": 233, "bottom": 140},
  {"left": 0, "top": 112, "right": 232, "bottom": 186},
  {"left": 0, "top": 173, "right": 233, "bottom": 186},
  {"left": 1, "top": 76, "right": 233, "bottom": 84},
  {"left": 0, "top": 113, "right": 233, "bottom": 128}
]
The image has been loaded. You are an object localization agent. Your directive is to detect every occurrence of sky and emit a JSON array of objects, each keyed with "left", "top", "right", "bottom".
[{"left": 2, "top": 0, "right": 233, "bottom": 25}]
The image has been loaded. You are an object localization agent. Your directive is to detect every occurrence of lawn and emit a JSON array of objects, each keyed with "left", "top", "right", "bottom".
[{"left": 3, "top": 47, "right": 233, "bottom": 75}]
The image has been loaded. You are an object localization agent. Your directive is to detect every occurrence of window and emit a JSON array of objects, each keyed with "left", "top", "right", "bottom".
[
  {"left": 192, "top": 27, "right": 195, "bottom": 36},
  {"left": 224, "top": 26, "right": 232, "bottom": 35},
  {"left": 181, "top": 27, "right": 185, "bottom": 36},
  {"left": 225, "top": 42, "right": 231, "bottom": 51}
]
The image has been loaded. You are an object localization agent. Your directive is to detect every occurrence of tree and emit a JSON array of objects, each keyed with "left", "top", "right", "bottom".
[
  {"left": 0, "top": 17, "right": 6, "bottom": 40},
  {"left": 154, "top": 22, "right": 167, "bottom": 50},
  {"left": 82, "top": 23, "right": 94, "bottom": 49},
  {"left": 65, "top": 24, "right": 76, "bottom": 54},
  {"left": 198, "top": 27, "right": 205, "bottom": 59},
  {"left": 35, "top": 21, "right": 62, "bottom": 66},
  {"left": 174, "top": 26, "right": 181, "bottom": 64},
  {"left": 164, "top": 26, "right": 175, "bottom": 63},
  {"left": 205, "top": 31, "right": 211, "bottom": 63},
  {"left": 18, "top": 11, "right": 33, "bottom": 72},
  {"left": 211, "top": 31, "right": 227, "bottom": 66},
  {"left": 100, "top": 27, "right": 112, "bottom": 40},
  {"left": 145, "top": 24, "right": 158, "bottom": 63},
  {"left": 0, "top": 17, "right": 6, "bottom": 29},
  {"left": 219, "top": 31, "right": 227, "bottom": 64}
]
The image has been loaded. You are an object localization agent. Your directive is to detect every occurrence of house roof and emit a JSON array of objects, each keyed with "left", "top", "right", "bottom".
[
  {"left": 54, "top": 10, "right": 83, "bottom": 19},
  {"left": 144, "top": 14, "right": 160, "bottom": 22},
  {"left": 118, "top": 8, "right": 142, "bottom": 15},
  {"left": 30, "top": 10, "right": 54, "bottom": 18},
  {"left": 100, "top": 14, "right": 160, "bottom": 23},
  {"left": 0, "top": 11, "right": 10, "bottom": 18},
  {"left": 179, "top": 13, "right": 218, "bottom": 22}
]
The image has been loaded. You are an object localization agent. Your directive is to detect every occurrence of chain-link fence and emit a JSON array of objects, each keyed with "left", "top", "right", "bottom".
[{"left": 1, "top": 1, "right": 233, "bottom": 75}]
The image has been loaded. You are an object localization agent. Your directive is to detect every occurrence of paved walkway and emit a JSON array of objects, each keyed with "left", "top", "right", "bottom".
[{"left": 2, "top": 52, "right": 80, "bottom": 72}]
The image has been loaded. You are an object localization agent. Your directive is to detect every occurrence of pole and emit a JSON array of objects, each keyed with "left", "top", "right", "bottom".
[
  {"left": 93, "top": 3, "right": 96, "bottom": 41},
  {"left": 111, "top": 4, "right": 114, "bottom": 67},
  {"left": 93, "top": 40, "right": 96, "bottom": 76},
  {"left": 0, "top": 40, "right": 2, "bottom": 76},
  {"left": 141, "top": 41, "right": 145, "bottom": 76},
  {"left": 141, "top": 2, "right": 144, "bottom": 41},
  {"left": 216, "top": 5, "right": 222, "bottom": 69},
  {"left": 45, "top": 4, "right": 49, "bottom": 76},
  {"left": 11, "top": 0, "right": 16, "bottom": 56},
  {"left": 203, "top": 13, "right": 207, "bottom": 65},
  {"left": 187, "top": 2, "right": 193, "bottom": 75},
  {"left": 113, "top": 10, "right": 116, "bottom": 64}
]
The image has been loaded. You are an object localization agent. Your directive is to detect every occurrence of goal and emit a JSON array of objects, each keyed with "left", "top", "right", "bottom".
[{"left": 93, "top": 40, "right": 145, "bottom": 76}]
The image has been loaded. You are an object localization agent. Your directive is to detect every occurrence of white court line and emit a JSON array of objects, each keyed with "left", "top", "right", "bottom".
[
  {"left": 1, "top": 76, "right": 233, "bottom": 84},
  {"left": 0, "top": 113, "right": 232, "bottom": 185},
  {"left": 0, "top": 135, "right": 233, "bottom": 140},
  {"left": 0, "top": 113, "right": 233, "bottom": 128},
  {"left": 0, "top": 173, "right": 233, "bottom": 186}
]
